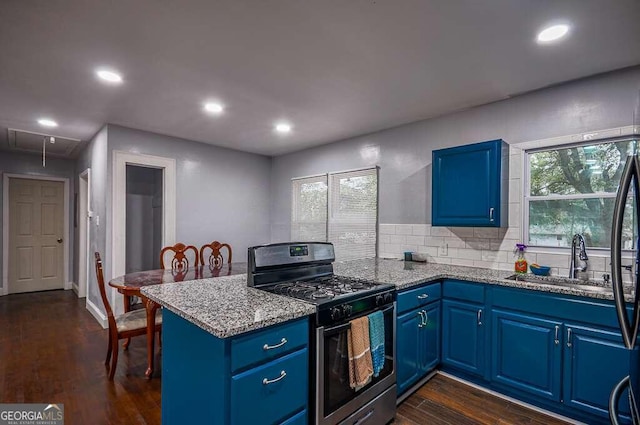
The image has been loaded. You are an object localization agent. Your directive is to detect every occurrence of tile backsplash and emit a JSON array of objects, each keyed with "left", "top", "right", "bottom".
[{"left": 377, "top": 145, "right": 631, "bottom": 284}]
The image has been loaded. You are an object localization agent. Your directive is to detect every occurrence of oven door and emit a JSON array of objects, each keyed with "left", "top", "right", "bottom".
[{"left": 316, "top": 303, "right": 396, "bottom": 425}]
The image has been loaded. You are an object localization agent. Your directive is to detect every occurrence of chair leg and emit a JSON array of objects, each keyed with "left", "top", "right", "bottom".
[
  {"left": 108, "top": 338, "right": 119, "bottom": 380},
  {"left": 123, "top": 338, "right": 131, "bottom": 350},
  {"left": 105, "top": 332, "right": 113, "bottom": 367}
]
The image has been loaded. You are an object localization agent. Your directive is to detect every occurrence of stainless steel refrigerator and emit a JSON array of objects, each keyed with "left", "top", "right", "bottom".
[{"left": 610, "top": 155, "right": 640, "bottom": 424}]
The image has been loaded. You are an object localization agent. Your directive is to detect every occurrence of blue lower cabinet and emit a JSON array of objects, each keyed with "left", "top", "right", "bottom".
[
  {"left": 442, "top": 299, "right": 485, "bottom": 377},
  {"left": 280, "top": 409, "right": 308, "bottom": 425},
  {"left": 491, "top": 309, "right": 562, "bottom": 401},
  {"left": 231, "top": 349, "right": 308, "bottom": 425},
  {"left": 397, "top": 302, "right": 441, "bottom": 395},
  {"left": 162, "top": 309, "right": 309, "bottom": 425},
  {"left": 397, "top": 308, "right": 422, "bottom": 394},
  {"left": 421, "top": 302, "right": 441, "bottom": 373},
  {"left": 563, "top": 324, "right": 631, "bottom": 420}
]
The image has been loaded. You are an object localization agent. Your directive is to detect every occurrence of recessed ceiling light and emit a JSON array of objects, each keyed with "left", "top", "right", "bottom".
[
  {"left": 203, "top": 102, "right": 224, "bottom": 115},
  {"left": 537, "top": 24, "right": 570, "bottom": 43},
  {"left": 275, "top": 122, "right": 292, "bottom": 134},
  {"left": 37, "top": 118, "right": 58, "bottom": 128},
  {"left": 95, "top": 68, "right": 123, "bottom": 84}
]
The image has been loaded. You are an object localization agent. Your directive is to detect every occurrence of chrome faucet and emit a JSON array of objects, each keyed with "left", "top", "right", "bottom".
[{"left": 569, "top": 234, "right": 589, "bottom": 279}]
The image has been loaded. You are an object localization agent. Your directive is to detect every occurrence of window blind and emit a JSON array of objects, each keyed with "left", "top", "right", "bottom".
[
  {"left": 328, "top": 168, "right": 378, "bottom": 260},
  {"left": 291, "top": 175, "right": 328, "bottom": 242}
]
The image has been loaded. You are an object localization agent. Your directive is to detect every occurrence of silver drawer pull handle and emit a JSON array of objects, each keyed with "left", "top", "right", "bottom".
[
  {"left": 477, "top": 309, "right": 483, "bottom": 325},
  {"left": 489, "top": 207, "right": 495, "bottom": 222},
  {"left": 417, "top": 311, "right": 424, "bottom": 328},
  {"left": 567, "top": 328, "right": 572, "bottom": 348},
  {"left": 263, "top": 338, "right": 287, "bottom": 350},
  {"left": 417, "top": 294, "right": 429, "bottom": 300},
  {"left": 263, "top": 370, "right": 286, "bottom": 385},
  {"left": 554, "top": 325, "right": 560, "bottom": 345}
]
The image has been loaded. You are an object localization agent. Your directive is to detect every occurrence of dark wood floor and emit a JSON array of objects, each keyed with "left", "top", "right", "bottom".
[{"left": 0, "top": 290, "right": 571, "bottom": 425}]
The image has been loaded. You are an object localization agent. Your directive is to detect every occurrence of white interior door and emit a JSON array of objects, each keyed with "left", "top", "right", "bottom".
[{"left": 8, "top": 178, "right": 64, "bottom": 293}]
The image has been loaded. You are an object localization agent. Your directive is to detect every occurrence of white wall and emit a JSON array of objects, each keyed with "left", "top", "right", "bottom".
[{"left": 270, "top": 66, "right": 640, "bottom": 280}]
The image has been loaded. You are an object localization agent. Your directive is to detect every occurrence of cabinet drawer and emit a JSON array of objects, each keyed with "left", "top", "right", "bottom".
[
  {"left": 231, "top": 349, "right": 308, "bottom": 425},
  {"left": 280, "top": 409, "right": 307, "bottom": 425},
  {"left": 397, "top": 282, "right": 441, "bottom": 314},
  {"left": 443, "top": 280, "right": 484, "bottom": 303},
  {"left": 231, "top": 318, "right": 308, "bottom": 373}
]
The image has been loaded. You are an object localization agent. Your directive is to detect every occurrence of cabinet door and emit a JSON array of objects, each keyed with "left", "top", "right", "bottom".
[
  {"left": 396, "top": 308, "right": 423, "bottom": 395},
  {"left": 442, "top": 300, "right": 485, "bottom": 376},
  {"left": 432, "top": 140, "right": 503, "bottom": 227},
  {"left": 491, "top": 310, "right": 562, "bottom": 402},
  {"left": 421, "top": 302, "right": 441, "bottom": 373},
  {"left": 563, "top": 324, "right": 631, "bottom": 419}
]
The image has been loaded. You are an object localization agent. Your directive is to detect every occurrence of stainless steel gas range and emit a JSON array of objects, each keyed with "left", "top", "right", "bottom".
[{"left": 248, "top": 242, "right": 397, "bottom": 425}]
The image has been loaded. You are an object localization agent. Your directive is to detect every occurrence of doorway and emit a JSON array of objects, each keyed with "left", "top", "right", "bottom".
[
  {"left": 5, "top": 177, "right": 66, "bottom": 294},
  {"left": 111, "top": 151, "right": 175, "bottom": 314},
  {"left": 125, "top": 165, "right": 163, "bottom": 273}
]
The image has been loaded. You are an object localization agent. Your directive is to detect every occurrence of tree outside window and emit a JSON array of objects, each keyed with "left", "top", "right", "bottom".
[{"left": 526, "top": 139, "right": 637, "bottom": 249}]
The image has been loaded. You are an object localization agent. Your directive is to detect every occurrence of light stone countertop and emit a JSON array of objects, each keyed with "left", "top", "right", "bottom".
[
  {"left": 141, "top": 274, "right": 315, "bottom": 339},
  {"left": 141, "top": 258, "right": 633, "bottom": 340},
  {"left": 334, "top": 258, "right": 635, "bottom": 303}
]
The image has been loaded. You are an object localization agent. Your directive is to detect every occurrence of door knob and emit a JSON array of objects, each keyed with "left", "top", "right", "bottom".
[{"left": 57, "top": 238, "right": 63, "bottom": 243}]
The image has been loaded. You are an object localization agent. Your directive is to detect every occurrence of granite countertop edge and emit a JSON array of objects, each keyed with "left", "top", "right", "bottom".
[{"left": 141, "top": 276, "right": 316, "bottom": 339}]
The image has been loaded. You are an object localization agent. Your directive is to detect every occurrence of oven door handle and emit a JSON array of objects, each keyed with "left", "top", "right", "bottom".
[{"left": 322, "top": 303, "right": 395, "bottom": 336}]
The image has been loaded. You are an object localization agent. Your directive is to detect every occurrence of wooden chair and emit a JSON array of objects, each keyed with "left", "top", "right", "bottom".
[
  {"left": 160, "top": 243, "right": 199, "bottom": 272},
  {"left": 95, "top": 252, "right": 162, "bottom": 380},
  {"left": 200, "top": 241, "right": 232, "bottom": 269}
]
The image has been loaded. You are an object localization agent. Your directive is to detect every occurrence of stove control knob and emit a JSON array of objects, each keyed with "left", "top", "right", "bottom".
[
  {"left": 376, "top": 295, "right": 384, "bottom": 306},
  {"left": 331, "top": 307, "right": 343, "bottom": 321},
  {"left": 384, "top": 293, "right": 393, "bottom": 303},
  {"left": 343, "top": 305, "right": 353, "bottom": 317}
]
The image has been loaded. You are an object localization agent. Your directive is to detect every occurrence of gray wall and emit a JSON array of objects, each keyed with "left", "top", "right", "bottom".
[
  {"left": 270, "top": 67, "right": 640, "bottom": 241},
  {"left": 126, "top": 165, "right": 162, "bottom": 273},
  {"left": 74, "top": 126, "right": 108, "bottom": 309},
  {"left": 107, "top": 125, "right": 272, "bottom": 266},
  {"left": 0, "top": 151, "right": 75, "bottom": 292}
]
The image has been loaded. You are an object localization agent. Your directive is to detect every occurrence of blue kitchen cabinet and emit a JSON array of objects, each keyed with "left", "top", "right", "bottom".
[
  {"left": 491, "top": 309, "right": 562, "bottom": 402},
  {"left": 432, "top": 139, "right": 508, "bottom": 227},
  {"left": 396, "top": 283, "right": 441, "bottom": 396},
  {"left": 162, "top": 309, "right": 309, "bottom": 425},
  {"left": 442, "top": 299, "right": 485, "bottom": 376},
  {"left": 396, "top": 308, "right": 423, "bottom": 395},
  {"left": 563, "top": 324, "right": 631, "bottom": 419}
]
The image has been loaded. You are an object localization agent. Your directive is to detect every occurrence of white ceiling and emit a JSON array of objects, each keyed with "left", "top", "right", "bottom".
[{"left": 1, "top": 0, "right": 639, "bottom": 157}]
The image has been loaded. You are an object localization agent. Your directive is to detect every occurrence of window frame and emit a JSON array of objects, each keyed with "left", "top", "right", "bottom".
[
  {"left": 523, "top": 136, "right": 636, "bottom": 252},
  {"left": 291, "top": 166, "right": 379, "bottom": 260}
]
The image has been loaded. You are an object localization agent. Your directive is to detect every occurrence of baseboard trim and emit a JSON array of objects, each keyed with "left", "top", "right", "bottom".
[
  {"left": 86, "top": 298, "right": 108, "bottom": 329},
  {"left": 397, "top": 370, "right": 437, "bottom": 405},
  {"left": 0, "top": 285, "right": 7, "bottom": 296},
  {"left": 64, "top": 281, "right": 73, "bottom": 290},
  {"left": 437, "top": 371, "right": 584, "bottom": 425}
]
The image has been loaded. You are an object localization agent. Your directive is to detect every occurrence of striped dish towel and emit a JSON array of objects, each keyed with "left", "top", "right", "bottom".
[
  {"left": 368, "top": 311, "right": 385, "bottom": 377},
  {"left": 347, "top": 316, "right": 373, "bottom": 391}
]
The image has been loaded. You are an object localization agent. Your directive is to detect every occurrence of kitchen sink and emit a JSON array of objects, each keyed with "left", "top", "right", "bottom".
[{"left": 505, "top": 274, "right": 634, "bottom": 296}]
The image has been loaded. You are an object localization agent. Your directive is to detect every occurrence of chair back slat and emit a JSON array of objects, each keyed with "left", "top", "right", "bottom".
[
  {"left": 200, "top": 241, "right": 232, "bottom": 268},
  {"left": 160, "top": 243, "right": 199, "bottom": 272},
  {"left": 94, "top": 252, "right": 116, "bottom": 324}
]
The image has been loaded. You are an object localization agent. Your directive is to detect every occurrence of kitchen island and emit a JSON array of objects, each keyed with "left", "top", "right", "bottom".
[{"left": 143, "top": 259, "right": 631, "bottom": 425}]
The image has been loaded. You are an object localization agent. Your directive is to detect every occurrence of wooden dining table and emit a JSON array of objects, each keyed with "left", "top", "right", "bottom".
[{"left": 108, "top": 263, "right": 247, "bottom": 378}]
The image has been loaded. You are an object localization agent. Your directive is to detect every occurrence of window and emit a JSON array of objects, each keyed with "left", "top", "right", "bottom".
[
  {"left": 525, "top": 138, "right": 637, "bottom": 249},
  {"left": 291, "top": 168, "right": 378, "bottom": 260},
  {"left": 291, "top": 175, "right": 328, "bottom": 242}
]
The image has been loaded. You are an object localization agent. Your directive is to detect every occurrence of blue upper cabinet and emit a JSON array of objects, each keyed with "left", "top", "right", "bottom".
[{"left": 432, "top": 139, "right": 509, "bottom": 227}]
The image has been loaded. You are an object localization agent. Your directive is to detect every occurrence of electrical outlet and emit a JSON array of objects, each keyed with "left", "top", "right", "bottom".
[{"left": 440, "top": 242, "right": 448, "bottom": 256}]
